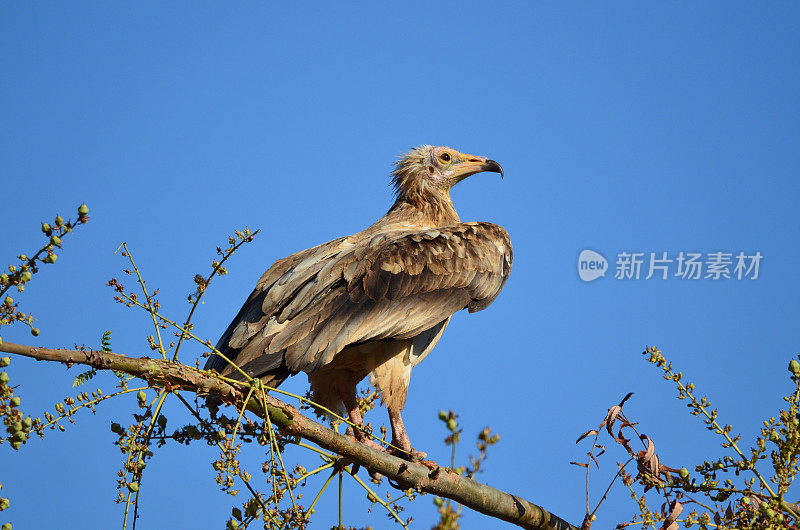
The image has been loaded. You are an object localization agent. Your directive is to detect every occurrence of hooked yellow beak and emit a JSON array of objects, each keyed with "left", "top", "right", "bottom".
[{"left": 451, "top": 153, "right": 504, "bottom": 184}]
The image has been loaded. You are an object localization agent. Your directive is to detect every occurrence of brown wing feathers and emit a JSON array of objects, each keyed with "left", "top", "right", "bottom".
[{"left": 205, "top": 222, "right": 512, "bottom": 380}]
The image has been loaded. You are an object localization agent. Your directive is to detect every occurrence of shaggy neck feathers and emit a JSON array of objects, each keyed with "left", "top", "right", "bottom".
[{"left": 387, "top": 148, "right": 460, "bottom": 227}]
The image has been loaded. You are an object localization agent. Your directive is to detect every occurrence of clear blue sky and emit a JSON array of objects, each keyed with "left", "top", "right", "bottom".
[{"left": 2, "top": 3, "right": 799, "bottom": 528}]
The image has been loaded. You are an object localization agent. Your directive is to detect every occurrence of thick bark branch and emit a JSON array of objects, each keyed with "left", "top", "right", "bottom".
[{"left": 0, "top": 340, "right": 577, "bottom": 530}]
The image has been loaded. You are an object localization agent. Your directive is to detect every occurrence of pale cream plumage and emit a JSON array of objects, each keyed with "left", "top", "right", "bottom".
[{"left": 205, "top": 145, "right": 512, "bottom": 458}]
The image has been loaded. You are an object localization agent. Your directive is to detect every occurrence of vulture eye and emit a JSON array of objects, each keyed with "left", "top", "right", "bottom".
[{"left": 440, "top": 152, "right": 451, "bottom": 163}]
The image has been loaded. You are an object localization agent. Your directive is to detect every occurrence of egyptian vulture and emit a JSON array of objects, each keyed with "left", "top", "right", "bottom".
[{"left": 206, "top": 145, "right": 512, "bottom": 460}]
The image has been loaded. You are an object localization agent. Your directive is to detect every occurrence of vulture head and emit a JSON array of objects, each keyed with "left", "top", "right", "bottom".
[{"left": 391, "top": 145, "right": 503, "bottom": 204}]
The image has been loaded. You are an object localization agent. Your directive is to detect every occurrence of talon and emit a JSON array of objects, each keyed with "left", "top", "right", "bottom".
[
  {"left": 337, "top": 439, "right": 386, "bottom": 480},
  {"left": 407, "top": 448, "right": 427, "bottom": 462},
  {"left": 359, "top": 439, "right": 386, "bottom": 480}
]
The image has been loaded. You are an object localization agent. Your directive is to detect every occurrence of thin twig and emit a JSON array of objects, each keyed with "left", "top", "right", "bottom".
[
  {"left": 173, "top": 393, "right": 278, "bottom": 527},
  {"left": 172, "top": 229, "right": 259, "bottom": 362},
  {"left": 259, "top": 382, "right": 298, "bottom": 513},
  {"left": 119, "top": 243, "right": 166, "bottom": 360},
  {"left": 589, "top": 457, "right": 634, "bottom": 519},
  {"left": 306, "top": 469, "right": 338, "bottom": 517},
  {"left": 347, "top": 466, "right": 409, "bottom": 529}
]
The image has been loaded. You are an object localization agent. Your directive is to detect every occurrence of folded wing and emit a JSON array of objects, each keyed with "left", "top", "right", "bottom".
[{"left": 205, "top": 222, "right": 512, "bottom": 380}]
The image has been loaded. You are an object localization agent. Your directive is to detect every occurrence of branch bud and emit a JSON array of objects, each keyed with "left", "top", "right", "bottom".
[{"left": 790, "top": 360, "right": 800, "bottom": 375}]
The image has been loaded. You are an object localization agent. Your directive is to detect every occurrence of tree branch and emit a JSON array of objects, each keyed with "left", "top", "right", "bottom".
[{"left": 0, "top": 340, "right": 577, "bottom": 530}]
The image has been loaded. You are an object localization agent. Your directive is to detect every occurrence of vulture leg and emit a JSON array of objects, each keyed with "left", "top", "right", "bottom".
[
  {"left": 387, "top": 406, "right": 427, "bottom": 462},
  {"left": 340, "top": 384, "right": 383, "bottom": 451},
  {"left": 338, "top": 385, "right": 386, "bottom": 480}
]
